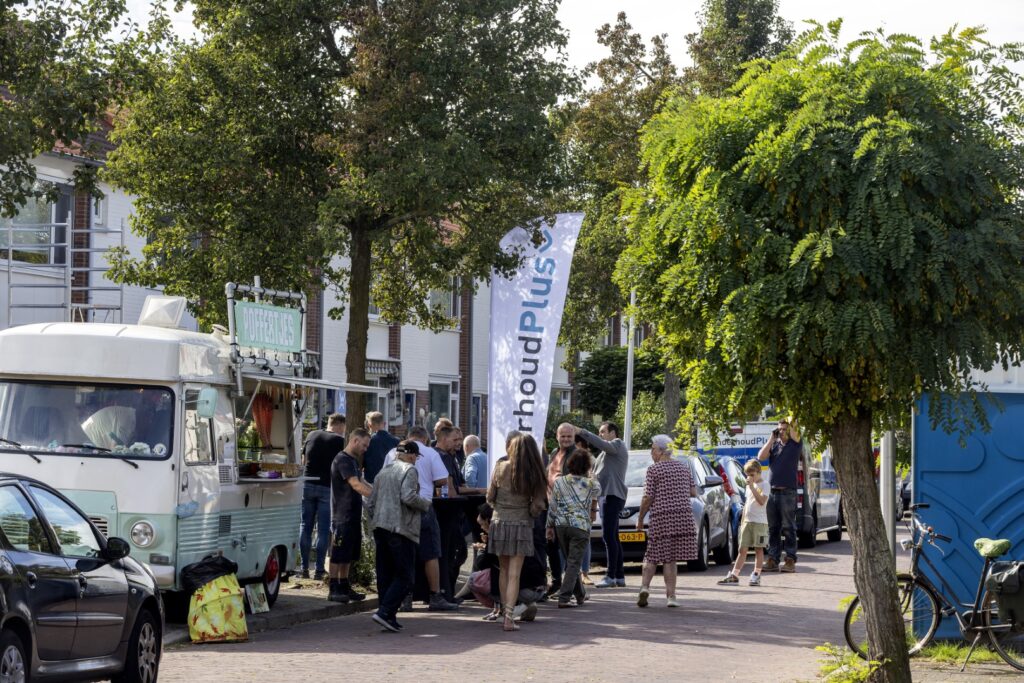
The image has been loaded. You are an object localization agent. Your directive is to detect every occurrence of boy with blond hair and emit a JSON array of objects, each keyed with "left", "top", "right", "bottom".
[{"left": 718, "top": 459, "right": 769, "bottom": 586}]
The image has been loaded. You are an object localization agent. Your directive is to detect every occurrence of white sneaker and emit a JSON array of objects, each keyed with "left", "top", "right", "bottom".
[
  {"left": 511, "top": 603, "right": 528, "bottom": 620},
  {"left": 749, "top": 572, "right": 761, "bottom": 586},
  {"left": 637, "top": 588, "right": 650, "bottom": 608},
  {"left": 666, "top": 597, "right": 680, "bottom": 608}
]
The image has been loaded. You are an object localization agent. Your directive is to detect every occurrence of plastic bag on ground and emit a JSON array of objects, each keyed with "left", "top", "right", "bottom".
[
  {"left": 188, "top": 574, "right": 248, "bottom": 644},
  {"left": 181, "top": 555, "right": 239, "bottom": 595}
]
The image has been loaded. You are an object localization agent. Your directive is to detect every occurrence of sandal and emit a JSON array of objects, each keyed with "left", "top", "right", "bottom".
[
  {"left": 482, "top": 610, "right": 500, "bottom": 621},
  {"left": 502, "top": 607, "right": 519, "bottom": 632}
]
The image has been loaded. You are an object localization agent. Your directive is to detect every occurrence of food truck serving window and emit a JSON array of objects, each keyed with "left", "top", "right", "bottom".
[{"left": 0, "top": 380, "right": 174, "bottom": 459}]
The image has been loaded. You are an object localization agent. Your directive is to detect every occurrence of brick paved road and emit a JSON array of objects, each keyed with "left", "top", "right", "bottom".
[{"left": 160, "top": 536, "right": 862, "bottom": 682}]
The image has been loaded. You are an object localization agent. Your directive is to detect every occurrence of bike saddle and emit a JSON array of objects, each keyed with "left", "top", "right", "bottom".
[{"left": 975, "top": 538, "right": 1012, "bottom": 558}]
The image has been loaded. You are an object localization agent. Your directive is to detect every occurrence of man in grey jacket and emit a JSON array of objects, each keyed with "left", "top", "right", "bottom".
[
  {"left": 367, "top": 440, "right": 432, "bottom": 632},
  {"left": 578, "top": 422, "right": 629, "bottom": 588}
]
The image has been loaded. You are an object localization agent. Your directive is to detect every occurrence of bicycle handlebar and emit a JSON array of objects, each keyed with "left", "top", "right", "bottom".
[
  {"left": 934, "top": 533, "right": 952, "bottom": 543},
  {"left": 911, "top": 515, "right": 951, "bottom": 543}
]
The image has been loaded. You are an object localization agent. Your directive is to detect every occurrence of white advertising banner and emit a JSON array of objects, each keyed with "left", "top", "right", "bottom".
[{"left": 488, "top": 213, "right": 583, "bottom": 475}]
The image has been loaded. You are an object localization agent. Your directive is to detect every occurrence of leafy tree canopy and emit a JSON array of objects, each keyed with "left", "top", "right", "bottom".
[
  {"left": 574, "top": 345, "right": 663, "bottom": 418},
  {"left": 0, "top": 0, "right": 154, "bottom": 214},
  {"left": 620, "top": 21, "right": 1024, "bottom": 441}
]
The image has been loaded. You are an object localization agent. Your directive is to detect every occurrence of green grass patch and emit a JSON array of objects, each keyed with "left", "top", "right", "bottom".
[
  {"left": 816, "top": 643, "right": 881, "bottom": 682},
  {"left": 920, "top": 640, "right": 1002, "bottom": 664}
]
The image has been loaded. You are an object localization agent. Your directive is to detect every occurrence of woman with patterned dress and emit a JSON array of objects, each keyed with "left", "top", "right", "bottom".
[
  {"left": 486, "top": 433, "right": 548, "bottom": 631},
  {"left": 635, "top": 434, "right": 698, "bottom": 608}
]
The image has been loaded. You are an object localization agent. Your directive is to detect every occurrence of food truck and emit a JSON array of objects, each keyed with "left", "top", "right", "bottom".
[{"left": 0, "top": 283, "right": 380, "bottom": 607}]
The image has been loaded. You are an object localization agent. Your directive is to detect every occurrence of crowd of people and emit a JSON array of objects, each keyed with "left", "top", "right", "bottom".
[{"left": 297, "top": 411, "right": 805, "bottom": 632}]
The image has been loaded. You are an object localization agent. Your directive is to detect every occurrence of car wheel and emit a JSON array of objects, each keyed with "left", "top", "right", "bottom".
[
  {"left": 687, "top": 520, "right": 710, "bottom": 572},
  {"left": 798, "top": 511, "right": 817, "bottom": 549},
  {"left": 0, "top": 630, "right": 27, "bottom": 683},
  {"left": 262, "top": 546, "right": 282, "bottom": 608},
  {"left": 713, "top": 515, "right": 734, "bottom": 565},
  {"left": 112, "top": 608, "right": 160, "bottom": 683},
  {"left": 827, "top": 507, "right": 844, "bottom": 542}
]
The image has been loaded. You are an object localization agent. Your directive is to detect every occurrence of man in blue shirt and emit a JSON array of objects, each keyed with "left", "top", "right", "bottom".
[
  {"left": 462, "top": 434, "right": 489, "bottom": 490},
  {"left": 757, "top": 418, "right": 802, "bottom": 573},
  {"left": 363, "top": 411, "right": 400, "bottom": 484}
]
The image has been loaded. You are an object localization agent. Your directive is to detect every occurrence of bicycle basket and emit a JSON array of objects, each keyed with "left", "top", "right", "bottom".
[{"left": 986, "top": 561, "right": 1024, "bottom": 624}]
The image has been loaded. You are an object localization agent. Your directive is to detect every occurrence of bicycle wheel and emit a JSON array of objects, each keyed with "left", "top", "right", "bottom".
[
  {"left": 844, "top": 574, "right": 940, "bottom": 660},
  {"left": 982, "top": 590, "right": 1024, "bottom": 671}
]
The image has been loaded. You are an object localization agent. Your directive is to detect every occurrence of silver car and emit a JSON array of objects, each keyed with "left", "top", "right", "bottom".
[{"left": 590, "top": 451, "right": 734, "bottom": 571}]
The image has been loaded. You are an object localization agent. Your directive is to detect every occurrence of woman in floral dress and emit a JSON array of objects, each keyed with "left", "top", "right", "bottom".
[{"left": 635, "top": 434, "right": 698, "bottom": 608}]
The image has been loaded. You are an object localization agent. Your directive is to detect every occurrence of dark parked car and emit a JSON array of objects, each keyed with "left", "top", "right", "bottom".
[
  {"left": 0, "top": 474, "right": 163, "bottom": 682},
  {"left": 591, "top": 452, "right": 733, "bottom": 571}
]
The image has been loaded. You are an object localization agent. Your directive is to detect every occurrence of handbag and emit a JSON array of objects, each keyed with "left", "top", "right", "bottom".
[{"left": 469, "top": 569, "right": 494, "bottom": 608}]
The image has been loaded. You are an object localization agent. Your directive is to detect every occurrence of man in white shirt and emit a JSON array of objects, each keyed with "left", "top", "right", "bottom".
[{"left": 383, "top": 425, "right": 458, "bottom": 611}]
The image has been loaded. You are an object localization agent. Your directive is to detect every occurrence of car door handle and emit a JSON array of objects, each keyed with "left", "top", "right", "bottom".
[
  {"left": 78, "top": 576, "right": 88, "bottom": 591},
  {"left": 25, "top": 572, "right": 37, "bottom": 587}
]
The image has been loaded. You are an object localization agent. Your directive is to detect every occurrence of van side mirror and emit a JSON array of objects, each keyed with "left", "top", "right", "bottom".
[
  {"left": 104, "top": 537, "right": 131, "bottom": 561},
  {"left": 196, "top": 388, "right": 218, "bottom": 420}
]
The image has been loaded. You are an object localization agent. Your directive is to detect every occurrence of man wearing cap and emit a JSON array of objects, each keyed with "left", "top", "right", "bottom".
[{"left": 367, "top": 440, "right": 432, "bottom": 632}]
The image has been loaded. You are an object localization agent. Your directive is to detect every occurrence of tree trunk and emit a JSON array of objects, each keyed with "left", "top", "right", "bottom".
[
  {"left": 829, "top": 412, "right": 912, "bottom": 683},
  {"left": 345, "top": 225, "right": 371, "bottom": 425},
  {"left": 663, "top": 371, "right": 681, "bottom": 435}
]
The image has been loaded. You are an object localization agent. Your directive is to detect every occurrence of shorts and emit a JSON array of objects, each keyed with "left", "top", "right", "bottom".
[
  {"left": 739, "top": 521, "right": 769, "bottom": 549},
  {"left": 418, "top": 507, "right": 442, "bottom": 561},
  {"left": 330, "top": 521, "right": 362, "bottom": 564}
]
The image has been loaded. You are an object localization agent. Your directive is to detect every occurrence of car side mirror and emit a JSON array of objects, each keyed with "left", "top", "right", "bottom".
[
  {"left": 104, "top": 537, "right": 131, "bottom": 561},
  {"left": 704, "top": 475, "right": 724, "bottom": 488}
]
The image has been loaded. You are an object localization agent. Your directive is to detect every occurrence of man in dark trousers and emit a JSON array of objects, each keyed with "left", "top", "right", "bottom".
[
  {"left": 299, "top": 413, "right": 346, "bottom": 580},
  {"left": 578, "top": 422, "right": 629, "bottom": 588},
  {"left": 329, "top": 428, "right": 372, "bottom": 602},
  {"left": 363, "top": 410, "right": 400, "bottom": 484},
  {"left": 541, "top": 422, "right": 577, "bottom": 597},
  {"left": 757, "top": 418, "right": 802, "bottom": 573}
]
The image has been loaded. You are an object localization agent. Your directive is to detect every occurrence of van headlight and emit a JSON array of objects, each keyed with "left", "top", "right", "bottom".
[{"left": 130, "top": 521, "right": 156, "bottom": 548}]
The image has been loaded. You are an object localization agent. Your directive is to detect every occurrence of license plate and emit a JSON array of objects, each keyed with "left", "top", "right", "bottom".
[{"left": 619, "top": 531, "right": 646, "bottom": 543}]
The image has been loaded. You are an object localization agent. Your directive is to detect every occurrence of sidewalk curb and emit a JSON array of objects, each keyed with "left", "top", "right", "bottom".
[{"left": 164, "top": 596, "right": 380, "bottom": 647}]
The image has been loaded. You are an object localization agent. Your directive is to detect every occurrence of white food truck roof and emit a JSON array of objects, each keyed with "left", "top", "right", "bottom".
[{"left": 0, "top": 322, "right": 233, "bottom": 385}]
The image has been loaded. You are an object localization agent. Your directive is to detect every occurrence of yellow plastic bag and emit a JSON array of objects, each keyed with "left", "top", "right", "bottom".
[{"left": 188, "top": 574, "right": 249, "bottom": 643}]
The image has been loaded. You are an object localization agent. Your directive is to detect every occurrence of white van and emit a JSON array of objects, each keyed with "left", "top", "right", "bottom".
[{"left": 0, "top": 289, "right": 378, "bottom": 607}]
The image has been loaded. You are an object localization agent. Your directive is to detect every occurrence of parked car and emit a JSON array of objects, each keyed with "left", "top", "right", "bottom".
[
  {"left": 712, "top": 455, "right": 746, "bottom": 561},
  {"left": 0, "top": 474, "right": 163, "bottom": 682},
  {"left": 900, "top": 477, "right": 912, "bottom": 515},
  {"left": 590, "top": 452, "right": 734, "bottom": 571}
]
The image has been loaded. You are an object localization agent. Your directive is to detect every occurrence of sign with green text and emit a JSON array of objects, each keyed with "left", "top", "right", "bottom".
[{"left": 235, "top": 301, "right": 302, "bottom": 352}]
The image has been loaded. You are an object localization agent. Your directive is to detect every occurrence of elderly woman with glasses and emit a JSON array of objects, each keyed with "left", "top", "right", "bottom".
[{"left": 635, "top": 434, "right": 698, "bottom": 608}]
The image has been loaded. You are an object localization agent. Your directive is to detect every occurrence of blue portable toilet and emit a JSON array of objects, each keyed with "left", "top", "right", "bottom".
[{"left": 913, "top": 367, "right": 1024, "bottom": 639}]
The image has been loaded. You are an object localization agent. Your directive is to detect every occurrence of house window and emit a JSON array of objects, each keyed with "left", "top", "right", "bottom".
[
  {"left": 404, "top": 391, "right": 416, "bottom": 429},
  {"left": 92, "top": 194, "right": 107, "bottom": 227},
  {"left": 559, "top": 389, "right": 571, "bottom": 415},
  {"left": 376, "top": 378, "right": 389, "bottom": 419},
  {"left": 470, "top": 395, "right": 482, "bottom": 436},
  {"left": 0, "top": 190, "right": 71, "bottom": 265},
  {"left": 450, "top": 380, "right": 460, "bottom": 426},
  {"left": 428, "top": 277, "right": 461, "bottom": 321},
  {"left": 428, "top": 382, "right": 451, "bottom": 427},
  {"left": 602, "top": 317, "right": 616, "bottom": 347},
  {"left": 368, "top": 298, "right": 380, "bottom": 317}
]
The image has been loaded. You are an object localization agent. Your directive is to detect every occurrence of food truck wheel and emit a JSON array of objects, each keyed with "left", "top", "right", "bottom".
[{"left": 262, "top": 547, "right": 283, "bottom": 608}]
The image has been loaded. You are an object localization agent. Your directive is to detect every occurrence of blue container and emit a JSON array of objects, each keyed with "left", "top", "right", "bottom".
[{"left": 913, "top": 391, "right": 1024, "bottom": 638}]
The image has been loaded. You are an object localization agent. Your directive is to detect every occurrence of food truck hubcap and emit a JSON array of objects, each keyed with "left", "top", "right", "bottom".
[{"left": 265, "top": 548, "right": 281, "bottom": 593}]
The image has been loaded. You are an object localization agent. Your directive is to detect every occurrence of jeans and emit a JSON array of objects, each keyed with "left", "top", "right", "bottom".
[
  {"left": 602, "top": 495, "right": 626, "bottom": 580},
  {"left": 767, "top": 488, "right": 798, "bottom": 562},
  {"left": 555, "top": 526, "right": 589, "bottom": 603},
  {"left": 546, "top": 537, "right": 563, "bottom": 587},
  {"left": 299, "top": 484, "right": 331, "bottom": 573},
  {"left": 373, "top": 528, "right": 416, "bottom": 620}
]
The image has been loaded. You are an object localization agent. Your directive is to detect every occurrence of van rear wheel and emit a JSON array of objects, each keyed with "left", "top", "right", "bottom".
[{"left": 262, "top": 547, "right": 282, "bottom": 608}]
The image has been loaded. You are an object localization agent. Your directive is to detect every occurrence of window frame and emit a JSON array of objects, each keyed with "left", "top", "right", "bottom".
[
  {"left": 0, "top": 484, "right": 58, "bottom": 555},
  {"left": 28, "top": 484, "right": 103, "bottom": 559},
  {"left": 183, "top": 388, "right": 217, "bottom": 466}
]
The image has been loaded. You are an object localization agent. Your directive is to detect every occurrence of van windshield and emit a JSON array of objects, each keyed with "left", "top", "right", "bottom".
[{"left": 0, "top": 381, "right": 174, "bottom": 458}]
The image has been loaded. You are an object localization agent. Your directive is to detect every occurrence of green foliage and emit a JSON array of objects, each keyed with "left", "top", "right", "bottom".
[
  {"left": 619, "top": 22, "right": 1024, "bottom": 442},
  {"left": 816, "top": 642, "right": 880, "bottom": 682},
  {"left": 920, "top": 641, "right": 1001, "bottom": 664},
  {"left": 685, "top": 0, "right": 793, "bottom": 97},
  {"left": 107, "top": 0, "right": 573, "bottom": 330},
  {"left": 614, "top": 391, "right": 666, "bottom": 448},
  {"left": 351, "top": 516, "right": 375, "bottom": 590},
  {"left": 574, "top": 345, "right": 664, "bottom": 418},
  {"left": 0, "top": 0, "right": 156, "bottom": 215}
]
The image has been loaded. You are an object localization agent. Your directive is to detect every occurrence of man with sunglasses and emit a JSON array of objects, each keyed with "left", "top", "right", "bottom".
[{"left": 757, "top": 418, "right": 802, "bottom": 573}]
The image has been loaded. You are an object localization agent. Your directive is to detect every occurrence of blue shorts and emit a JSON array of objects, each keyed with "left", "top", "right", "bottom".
[{"left": 418, "top": 507, "right": 442, "bottom": 561}]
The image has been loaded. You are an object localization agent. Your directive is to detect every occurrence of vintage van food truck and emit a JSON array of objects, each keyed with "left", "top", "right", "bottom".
[{"left": 0, "top": 284, "right": 378, "bottom": 607}]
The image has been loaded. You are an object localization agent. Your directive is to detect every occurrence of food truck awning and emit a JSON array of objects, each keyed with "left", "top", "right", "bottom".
[{"left": 239, "top": 372, "right": 387, "bottom": 395}]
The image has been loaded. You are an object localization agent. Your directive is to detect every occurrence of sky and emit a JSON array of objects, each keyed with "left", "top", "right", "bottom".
[{"left": 134, "top": 0, "right": 1024, "bottom": 70}]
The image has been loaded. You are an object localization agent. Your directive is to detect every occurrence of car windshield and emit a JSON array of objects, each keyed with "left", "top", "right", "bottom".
[
  {"left": 624, "top": 453, "right": 694, "bottom": 488},
  {"left": 0, "top": 380, "right": 174, "bottom": 458}
]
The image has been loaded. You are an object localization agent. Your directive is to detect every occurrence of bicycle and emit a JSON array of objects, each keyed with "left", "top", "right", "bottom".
[{"left": 843, "top": 503, "right": 1024, "bottom": 672}]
